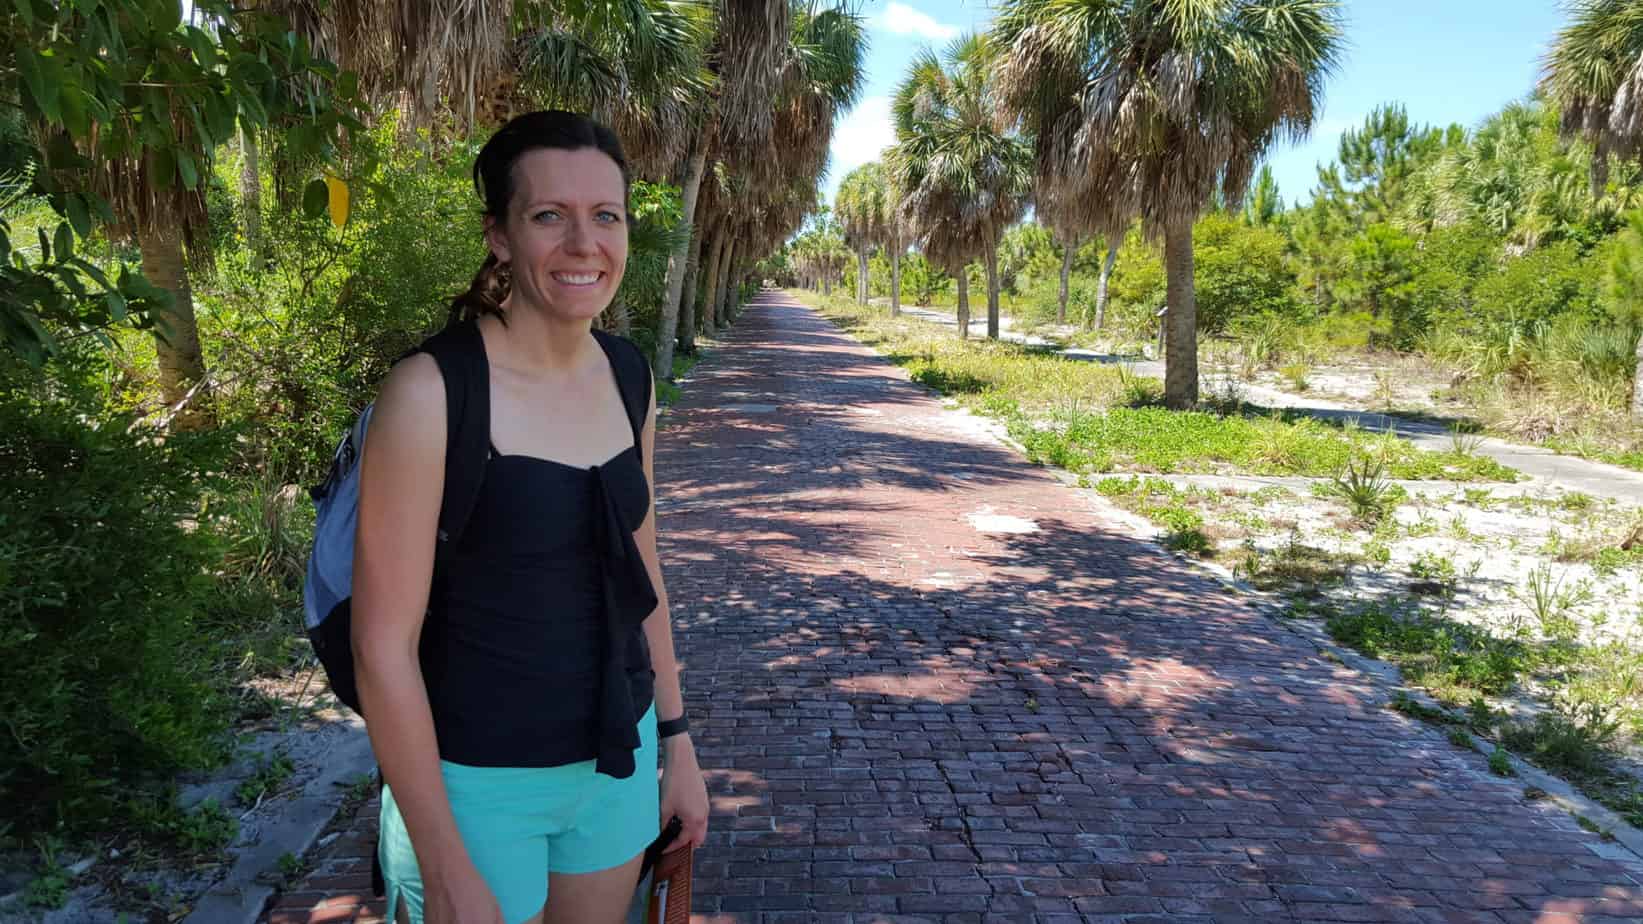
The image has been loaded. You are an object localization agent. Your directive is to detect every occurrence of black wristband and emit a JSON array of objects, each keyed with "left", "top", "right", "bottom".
[{"left": 657, "top": 714, "right": 689, "bottom": 738}]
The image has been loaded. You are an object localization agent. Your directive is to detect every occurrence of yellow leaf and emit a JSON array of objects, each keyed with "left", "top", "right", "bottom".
[{"left": 324, "top": 175, "right": 349, "bottom": 228}]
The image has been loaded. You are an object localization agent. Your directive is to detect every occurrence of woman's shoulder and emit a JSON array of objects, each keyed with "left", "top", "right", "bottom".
[
  {"left": 368, "top": 353, "right": 447, "bottom": 451},
  {"left": 381, "top": 351, "right": 446, "bottom": 407}
]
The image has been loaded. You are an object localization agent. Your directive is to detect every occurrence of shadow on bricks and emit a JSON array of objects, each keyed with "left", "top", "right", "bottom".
[{"left": 267, "top": 292, "right": 1643, "bottom": 924}]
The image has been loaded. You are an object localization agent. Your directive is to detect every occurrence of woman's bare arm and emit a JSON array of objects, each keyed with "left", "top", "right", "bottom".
[
  {"left": 636, "top": 385, "right": 683, "bottom": 730},
  {"left": 636, "top": 385, "right": 710, "bottom": 850},
  {"left": 351, "top": 353, "right": 473, "bottom": 879}
]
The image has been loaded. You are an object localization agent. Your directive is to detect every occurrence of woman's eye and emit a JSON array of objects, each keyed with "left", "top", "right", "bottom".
[
  {"left": 533, "top": 210, "right": 560, "bottom": 223},
  {"left": 597, "top": 210, "right": 623, "bottom": 224}
]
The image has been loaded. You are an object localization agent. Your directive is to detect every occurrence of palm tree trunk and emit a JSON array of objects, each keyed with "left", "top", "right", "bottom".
[
  {"left": 955, "top": 267, "right": 970, "bottom": 340},
  {"left": 857, "top": 248, "right": 870, "bottom": 305},
  {"left": 889, "top": 249, "right": 902, "bottom": 317},
  {"left": 1057, "top": 235, "right": 1074, "bottom": 325},
  {"left": 678, "top": 225, "right": 707, "bottom": 355},
  {"left": 653, "top": 121, "right": 715, "bottom": 381},
  {"left": 139, "top": 222, "right": 211, "bottom": 429},
  {"left": 1633, "top": 330, "right": 1643, "bottom": 420},
  {"left": 717, "top": 239, "right": 739, "bottom": 328},
  {"left": 984, "top": 247, "right": 1001, "bottom": 340},
  {"left": 1095, "top": 240, "right": 1119, "bottom": 332},
  {"left": 730, "top": 252, "right": 747, "bottom": 322},
  {"left": 240, "top": 127, "right": 262, "bottom": 272},
  {"left": 1163, "top": 223, "right": 1199, "bottom": 409},
  {"left": 712, "top": 235, "right": 734, "bottom": 329},
  {"left": 700, "top": 233, "right": 726, "bottom": 337}
]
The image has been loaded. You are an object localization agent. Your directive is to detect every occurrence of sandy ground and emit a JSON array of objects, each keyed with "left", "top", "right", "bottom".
[{"left": 0, "top": 686, "right": 372, "bottom": 924}]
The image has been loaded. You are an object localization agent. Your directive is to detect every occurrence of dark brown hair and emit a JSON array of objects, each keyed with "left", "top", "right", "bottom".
[{"left": 448, "top": 110, "right": 632, "bottom": 323}]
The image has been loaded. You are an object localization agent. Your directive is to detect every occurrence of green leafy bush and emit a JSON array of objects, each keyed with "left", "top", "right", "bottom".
[
  {"left": 898, "top": 251, "right": 952, "bottom": 306},
  {"left": 1192, "top": 212, "right": 1303, "bottom": 333},
  {"left": 0, "top": 382, "right": 234, "bottom": 837},
  {"left": 200, "top": 124, "right": 482, "bottom": 485}
]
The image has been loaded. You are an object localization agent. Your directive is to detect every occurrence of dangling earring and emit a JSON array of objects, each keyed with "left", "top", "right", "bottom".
[{"left": 495, "top": 261, "right": 513, "bottom": 287}]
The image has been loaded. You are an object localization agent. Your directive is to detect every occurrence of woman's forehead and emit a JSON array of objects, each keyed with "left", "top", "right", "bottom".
[{"left": 512, "top": 147, "right": 624, "bottom": 204}]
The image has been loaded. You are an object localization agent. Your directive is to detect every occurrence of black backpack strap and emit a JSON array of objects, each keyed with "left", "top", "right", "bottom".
[
  {"left": 415, "top": 319, "right": 491, "bottom": 562},
  {"left": 366, "top": 323, "right": 487, "bottom": 902},
  {"left": 592, "top": 330, "right": 653, "bottom": 461}
]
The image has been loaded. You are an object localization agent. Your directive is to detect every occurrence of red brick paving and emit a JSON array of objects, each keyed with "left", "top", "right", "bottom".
[{"left": 264, "top": 292, "right": 1643, "bottom": 923}]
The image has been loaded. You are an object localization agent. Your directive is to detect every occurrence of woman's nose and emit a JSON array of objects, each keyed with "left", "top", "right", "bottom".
[{"left": 563, "top": 216, "right": 596, "bottom": 255}]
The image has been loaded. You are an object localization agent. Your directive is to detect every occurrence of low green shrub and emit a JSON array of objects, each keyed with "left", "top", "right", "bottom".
[{"left": 0, "top": 387, "right": 235, "bottom": 838}]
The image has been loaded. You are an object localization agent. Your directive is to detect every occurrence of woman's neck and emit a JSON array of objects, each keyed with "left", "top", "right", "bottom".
[{"left": 483, "top": 298, "right": 597, "bottom": 376}]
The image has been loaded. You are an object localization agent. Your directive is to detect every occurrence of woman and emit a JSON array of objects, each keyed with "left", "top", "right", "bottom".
[{"left": 351, "top": 111, "right": 710, "bottom": 924}]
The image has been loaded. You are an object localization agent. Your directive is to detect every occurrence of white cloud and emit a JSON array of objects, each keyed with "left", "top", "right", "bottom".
[
  {"left": 873, "top": 2, "right": 960, "bottom": 42},
  {"left": 823, "top": 95, "right": 897, "bottom": 203}
]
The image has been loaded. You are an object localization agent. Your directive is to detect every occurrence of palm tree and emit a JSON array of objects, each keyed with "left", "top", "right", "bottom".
[
  {"left": 1542, "top": 0, "right": 1643, "bottom": 193},
  {"left": 649, "top": 0, "right": 794, "bottom": 382},
  {"left": 792, "top": 220, "right": 848, "bottom": 294},
  {"left": 1036, "top": 198, "right": 1121, "bottom": 330},
  {"left": 1547, "top": 0, "right": 1643, "bottom": 419},
  {"left": 240, "top": 127, "right": 265, "bottom": 271},
  {"left": 689, "top": 0, "right": 865, "bottom": 335},
  {"left": 516, "top": 0, "right": 716, "bottom": 179},
  {"left": 834, "top": 162, "right": 892, "bottom": 305},
  {"left": 291, "top": 0, "right": 514, "bottom": 130},
  {"left": 883, "top": 200, "right": 908, "bottom": 317},
  {"left": 888, "top": 34, "right": 1032, "bottom": 340},
  {"left": 18, "top": 3, "right": 365, "bottom": 428},
  {"left": 1415, "top": 99, "right": 1640, "bottom": 250},
  {"left": 994, "top": 0, "right": 1344, "bottom": 407}
]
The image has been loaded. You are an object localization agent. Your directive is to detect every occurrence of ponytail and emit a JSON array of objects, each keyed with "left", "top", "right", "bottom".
[{"left": 449, "top": 253, "right": 512, "bottom": 325}]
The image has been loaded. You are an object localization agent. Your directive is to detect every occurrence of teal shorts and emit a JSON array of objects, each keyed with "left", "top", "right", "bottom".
[{"left": 379, "top": 704, "right": 659, "bottom": 924}]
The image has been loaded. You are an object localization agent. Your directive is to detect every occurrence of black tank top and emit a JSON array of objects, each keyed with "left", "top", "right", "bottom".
[{"left": 421, "top": 331, "right": 657, "bottom": 776}]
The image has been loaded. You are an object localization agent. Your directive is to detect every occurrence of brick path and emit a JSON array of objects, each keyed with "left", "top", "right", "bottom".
[{"left": 265, "top": 292, "right": 1643, "bottom": 923}]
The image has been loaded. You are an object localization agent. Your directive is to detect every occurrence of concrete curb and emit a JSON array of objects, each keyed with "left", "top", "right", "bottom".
[{"left": 185, "top": 720, "right": 376, "bottom": 924}]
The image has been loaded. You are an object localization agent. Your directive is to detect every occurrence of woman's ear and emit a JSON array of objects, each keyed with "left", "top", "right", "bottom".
[{"left": 483, "top": 214, "right": 512, "bottom": 265}]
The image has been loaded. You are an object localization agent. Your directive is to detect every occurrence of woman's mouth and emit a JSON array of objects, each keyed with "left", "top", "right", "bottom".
[{"left": 551, "top": 271, "right": 604, "bottom": 287}]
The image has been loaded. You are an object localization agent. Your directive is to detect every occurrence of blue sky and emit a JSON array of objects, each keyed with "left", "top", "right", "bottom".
[{"left": 825, "top": 0, "right": 1568, "bottom": 211}]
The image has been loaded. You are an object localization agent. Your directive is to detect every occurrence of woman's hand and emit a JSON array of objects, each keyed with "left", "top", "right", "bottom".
[
  {"left": 423, "top": 859, "right": 504, "bottom": 924},
  {"left": 658, "top": 734, "right": 709, "bottom": 851}
]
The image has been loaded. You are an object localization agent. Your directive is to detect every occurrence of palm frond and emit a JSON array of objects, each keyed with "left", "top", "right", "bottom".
[
  {"left": 1542, "top": 0, "right": 1643, "bottom": 190},
  {"left": 992, "top": 0, "right": 1344, "bottom": 238}
]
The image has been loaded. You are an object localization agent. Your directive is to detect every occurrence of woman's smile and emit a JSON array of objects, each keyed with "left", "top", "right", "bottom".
[{"left": 550, "top": 270, "right": 605, "bottom": 287}]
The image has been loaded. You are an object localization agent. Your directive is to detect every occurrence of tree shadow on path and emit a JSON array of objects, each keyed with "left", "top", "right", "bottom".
[{"left": 656, "top": 293, "right": 1643, "bottom": 923}]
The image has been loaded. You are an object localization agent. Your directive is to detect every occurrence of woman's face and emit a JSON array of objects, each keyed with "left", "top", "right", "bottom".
[{"left": 487, "top": 146, "right": 628, "bottom": 323}]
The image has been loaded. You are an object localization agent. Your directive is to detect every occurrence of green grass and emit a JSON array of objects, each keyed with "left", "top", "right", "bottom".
[
  {"left": 125, "top": 794, "right": 239, "bottom": 858},
  {"left": 1325, "top": 602, "right": 1528, "bottom": 700},
  {"left": 234, "top": 751, "right": 296, "bottom": 806},
  {"left": 657, "top": 350, "right": 702, "bottom": 408},
  {"left": 1323, "top": 457, "right": 1402, "bottom": 522},
  {"left": 809, "top": 290, "right": 1518, "bottom": 484},
  {"left": 1234, "top": 539, "right": 1363, "bottom": 598},
  {"left": 23, "top": 837, "right": 72, "bottom": 910},
  {"left": 1387, "top": 690, "right": 1453, "bottom": 724},
  {"left": 1091, "top": 476, "right": 1241, "bottom": 557},
  {"left": 1011, "top": 407, "right": 1516, "bottom": 481},
  {"left": 1543, "top": 437, "right": 1643, "bottom": 475}
]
